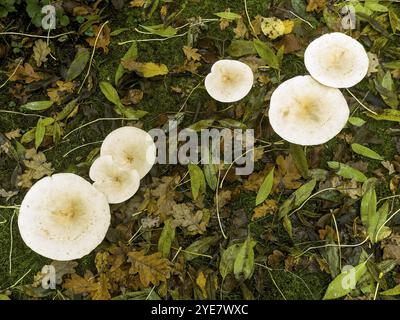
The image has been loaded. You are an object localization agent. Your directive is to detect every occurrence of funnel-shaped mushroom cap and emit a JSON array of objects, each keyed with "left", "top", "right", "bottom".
[
  {"left": 18, "top": 173, "right": 110, "bottom": 261},
  {"left": 268, "top": 75, "right": 349, "bottom": 146},
  {"left": 205, "top": 59, "right": 253, "bottom": 103},
  {"left": 100, "top": 126, "right": 156, "bottom": 179},
  {"left": 304, "top": 32, "right": 369, "bottom": 88},
  {"left": 89, "top": 155, "right": 140, "bottom": 204}
]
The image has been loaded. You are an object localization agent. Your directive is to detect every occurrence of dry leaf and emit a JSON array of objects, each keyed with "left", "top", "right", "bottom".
[
  {"left": 9, "top": 63, "right": 42, "bottom": 83},
  {"left": 183, "top": 46, "right": 202, "bottom": 61},
  {"left": 47, "top": 81, "right": 75, "bottom": 104},
  {"left": 252, "top": 199, "right": 277, "bottom": 221},
  {"left": 274, "top": 155, "right": 302, "bottom": 190},
  {"left": 17, "top": 148, "right": 54, "bottom": 189},
  {"left": 128, "top": 250, "right": 172, "bottom": 287},
  {"left": 130, "top": 0, "right": 145, "bottom": 7},
  {"left": 171, "top": 203, "right": 209, "bottom": 235},
  {"left": 86, "top": 25, "right": 111, "bottom": 53},
  {"left": 121, "top": 58, "right": 169, "bottom": 77},
  {"left": 234, "top": 19, "right": 248, "bottom": 39},
  {"left": 5, "top": 129, "right": 21, "bottom": 140},
  {"left": 306, "top": 0, "right": 327, "bottom": 12},
  {"left": 33, "top": 40, "right": 51, "bottom": 67}
]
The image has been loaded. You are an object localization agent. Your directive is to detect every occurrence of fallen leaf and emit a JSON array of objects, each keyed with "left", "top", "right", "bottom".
[
  {"left": 183, "top": 46, "right": 202, "bottom": 61},
  {"left": 47, "top": 81, "right": 75, "bottom": 104},
  {"left": 252, "top": 199, "right": 277, "bottom": 221},
  {"left": 121, "top": 58, "right": 169, "bottom": 77},
  {"left": 86, "top": 24, "right": 111, "bottom": 53},
  {"left": 33, "top": 40, "right": 51, "bottom": 67},
  {"left": 9, "top": 62, "right": 42, "bottom": 83}
]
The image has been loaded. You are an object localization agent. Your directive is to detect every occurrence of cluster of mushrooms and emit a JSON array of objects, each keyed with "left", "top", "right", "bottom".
[
  {"left": 205, "top": 32, "right": 369, "bottom": 146},
  {"left": 18, "top": 127, "right": 156, "bottom": 261},
  {"left": 18, "top": 32, "right": 368, "bottom": 262}
]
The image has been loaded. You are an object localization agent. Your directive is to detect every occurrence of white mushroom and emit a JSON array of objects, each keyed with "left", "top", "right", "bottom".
[
  {"left": 268, "top": 75, "right": 349, "bottom": 146},
  {"left": 304, "top": 32, "right": 369, "bottom": 88},
  {"left": 205, "top": 59, "right": 254, "bottom": 103},
  {"left": 18, "top": 173, "right": 110, "bottom": 261},
  {"left": 89, "top": 155, "right": 140, "bottom": 204},
  {"left": 100, "top": 126, "right": 156, "bottom": 179}
]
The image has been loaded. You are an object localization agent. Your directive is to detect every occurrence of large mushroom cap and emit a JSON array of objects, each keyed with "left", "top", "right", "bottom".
[
  {"left": 89, "top": 155, "right": 140, "bottom": 204},
  {"left": 18, "top": 173, "right": 110, "bottom": 261},
  {"left": 205, "top": 59, "right": 253, "bottom": 103},
  {"left": 100, "top": 126, "right": 156, "bottom": 179},
  {"left": 304, "top": 32, "right": 369, "bottom": 88},
  {"left": 268, "top": 75, "right": 349, "bottom": 146}
]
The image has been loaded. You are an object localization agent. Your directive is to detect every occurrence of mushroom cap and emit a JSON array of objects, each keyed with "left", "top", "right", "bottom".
[
  {"left": 304, "top": 32, "right": 369, "bottom": 88},
  {"left": 18, "top": 173, "right": 110, "bottom": 261},
  {"left": 89, "top": 155, "right": 140, "bottom": 204},
  {"left": 268, "top": 75, "right": 349, "bottom": 146},
  {"left": 205, "top": 59, "right": 254, "bottom": 103},
  {"left": 100, "top": 126, "right": 156, "bottom": 179}
]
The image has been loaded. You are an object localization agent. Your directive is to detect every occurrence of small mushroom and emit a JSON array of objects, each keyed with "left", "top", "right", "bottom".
[
  {"left": 100, "top": 126, "right": 156, "bottom": 179},
  {"left": 89, "top": 155, "right": 140, "bottom": 204},
  {"left": 268, "top": 75, "right": 349, "bottom": 146},
  {"left": 205, "top": 59, "right": 254, "bottom": 103},
  {"left": 304, "top": 32, "right": 369, "bottom": 88},
  {"left": 18, "top": 173, "right": 110, "bottom": 261}
]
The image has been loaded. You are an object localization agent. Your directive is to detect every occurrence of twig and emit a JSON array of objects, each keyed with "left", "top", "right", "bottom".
[
  {"left": 346, "top": 89, "right": 378, "bottom": 115},
  {"left": 216, "top": 169, "right": 228, "bottom": 240},
  {"left": 244, "top": 0, "right": 258, "bottom": 39},
  {"left": 0, "top": 31, "right": 74, "bottom": 39},
  {"left": 9, "top": 209, "right": 17, "bottom": 275},
  {"left": 332, "top": 213, "right": 342, "bottom": 271},
  {"left": 63, "top": 117, "right": 127, "bottom": 140},
  {"left": 289, "top": 187, "right": 338, "bottom": 217},
  {"left": 62, "top": 140, "right": 102, "bottom": 158},
  {"left": 0, "top": 58, "right": 23, "bottom": 90},
  {"left": 375, "top": 207, "right": 400, "bottom": 243},
  {"left": 78, "top": 21, "right": 109, "bottom": 93}
]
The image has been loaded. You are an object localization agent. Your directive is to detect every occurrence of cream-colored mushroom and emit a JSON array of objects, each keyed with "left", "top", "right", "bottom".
[
  {"left": 89, "top": 155, "right": 140, "bottom": 204},
  {"left": 205, "top": 59, "right": 254, "bottom": 103},
  {"left": 268, "top": 75, "right": 349, "bottom": 146},
  {"left": 18, "top": 173, "right": 110, "bottom": 261},
  {"left": 100, "top": 126, "right": 156, "bottom": 179},
  {"left": 304, "top": 32, "right": 369, "bottom": 88}
]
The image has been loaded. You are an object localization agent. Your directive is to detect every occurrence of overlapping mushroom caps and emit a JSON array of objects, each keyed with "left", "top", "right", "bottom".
[
  {"left": 18, "top": 173, "right": 110, "bottom": 261},
  {"left": 89, "top": 155, "right": 140, "bottom": 204},
  {"left": 205, "top": 59, "right": 254, "bottom": 103},
  {"left": 268, "top": 75, "right": 349, "bottom": 146},
  {"left": 304, "top": 32, "right": 369, "bottom": 88},
  {"left": 100, "top": 126, "right": 156, "bottom": 179}
]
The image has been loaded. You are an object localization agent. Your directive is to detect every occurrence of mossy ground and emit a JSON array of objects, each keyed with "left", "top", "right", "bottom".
[{"left": 0, "top": 0, "right": 397, "bottom": 299}]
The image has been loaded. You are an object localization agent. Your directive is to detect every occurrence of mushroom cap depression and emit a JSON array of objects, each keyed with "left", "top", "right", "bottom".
[
  {"left": 304, "top": 32, "right": 369, "bottom": 88},
  {"left": 89, "top": 155, "right": 140, "bottom": 204},
  {"left": 268, "top": 75, "right": 349, "bottom": 146},
  {"left": 18, "top": 173, "right": 110, "bottom": 261},
  {"left": 100, "top": 126, "right": 156, "bottom": 179},
  {"left": 205, "top": 59, "right": 254, "bottom": 103}
]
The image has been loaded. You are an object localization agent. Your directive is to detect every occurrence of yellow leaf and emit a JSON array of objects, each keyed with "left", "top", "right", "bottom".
[
  {"left": 33, "top": 40, "right": 51, "bottom": 67},
  {"left": 283, "top": 20, "right": 294, "bottom": 34},
  {"left": 130, "top": 0, "right": 145, "bottom": 7},
  {"left": 47, "top": 81, "right": 75, "bottom": 104},
  {"left": 86, "top": 25, "right": 111, "bottom": 53},
  {"left": 261, "top": 17, "right": 285, "bottom": 40},
  {"left": 306, "top": 0, "right": 327, "bottom": 12},
  {"left": 252, "top": 199, "right": 277, "bottom": 221},
  {"left": 183, "top": 46, "right": 202, "bottom": 62},
  {"left": 196, "top": 271, "right": 207, "bottom": 298},
  {"left": 121, "top": 58, "right": 169, "bottom": 78},
  {"left": 128, "top": 250, "right": 172, "bottom": 287}
]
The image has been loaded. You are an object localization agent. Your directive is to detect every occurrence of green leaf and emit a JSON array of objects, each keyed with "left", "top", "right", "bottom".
[
  {"left": 66, "top": 49, "right": 90, "bottom": 81},
  {"left": 0, "top": 294, "right": 10, "bottom": 300},
  {"left": 188, "top": 119, "right": 214, "bottom": 131},
  {"left": 348, "top": 117, "right": 366, "bottom": 127},
  {"left": 289, "top": 144, "right": 309, "bottom": 178},
  {"left": 253, "top": 39, "right": 279, "bottom": 70},
  {"left": 360, "top": 180, "right": 377, "bottom": 235},
  {"left": 140, "top": 24, "right": 177, "bottom": 37},
  {"left": 278, "top": 179, "right": 317, "bottom": 219},
  {"left": 157, "top": 219, "right": 175, "bottom": 258},
  {"left": 99, "top": 81, "right": 121, "bottom": 106},
  {"left": 35, "top": 118, "right": 46, "bottom": 149},
  {"left": 255, "top": 168, "right": 274, "bottom": 206},
  {"left": 228, "top": 40, "right": 257, "bottom": 57},
  {"left": 381, "top": 284, "right": 400, "bottom": 296},
  {"left": 233, "top": 237, "right": 257, "bottom": 281},
  {"left": 188, "top": 163, "right": 206, "bottom": 200},
  {"left": 327, "top": 161, "right": 368, "bottom": 182},
  {"left": 351, "top": 143, "right": 384, "bottom": 161},
  {"left": 55, "top": 99, "right": 78, "bottom": 121},
  {"left": 219, "top": 244, "right": 241, "bottom": 279},
  {"left": 367, "top": 109, "right": 400, "bottom": 122},
  {"left": 115, "top": 42, "right": 138, "bottom": 85},
  {"left": 323, "top": 262, "right": 367, "bottom": 300},
  {"left": 214, "top": 12, "right": 242, "bottom": 20},
  {"left": 389, "top": 10, "right": 400, "bottom": 33},
  {"left": 204, "top": 163, "right": 218, "bottom": 191},
  {"left": 184, "top": 235, "right": 219, "bottom": 261},
  {"left": 20, "top": 101, "right": 53, "bottom": 111}
]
